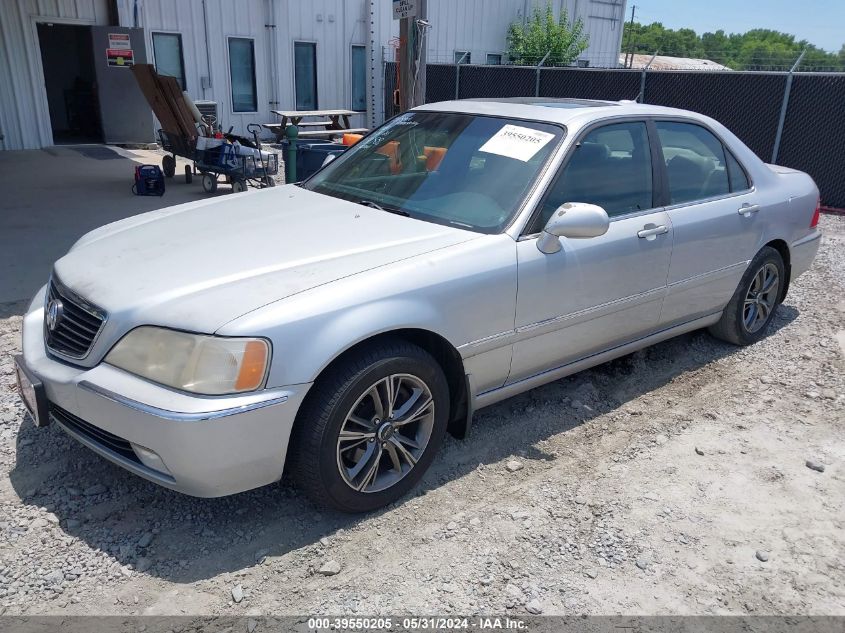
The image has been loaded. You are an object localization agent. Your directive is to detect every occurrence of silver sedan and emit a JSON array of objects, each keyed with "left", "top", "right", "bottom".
[{"left": 15, "top": 98, "right": 821, "bottom": 512}]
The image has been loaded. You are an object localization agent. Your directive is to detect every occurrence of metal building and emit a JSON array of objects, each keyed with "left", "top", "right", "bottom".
[
  {"left": 0, "top": 0, "right": 626, "bottom": 151},
  {"left": 424, "top": 0, "right": 627, "bottom": 68}
]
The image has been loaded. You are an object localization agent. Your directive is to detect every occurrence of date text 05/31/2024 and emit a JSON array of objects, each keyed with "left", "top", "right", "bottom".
[{"left": 307, "top": 617, "right": 529, "bottom": 630}]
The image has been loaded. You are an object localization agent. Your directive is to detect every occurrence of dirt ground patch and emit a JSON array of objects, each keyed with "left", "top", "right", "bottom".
[{"left": 0, "top": 215, "right": 843, "bottom": 616}]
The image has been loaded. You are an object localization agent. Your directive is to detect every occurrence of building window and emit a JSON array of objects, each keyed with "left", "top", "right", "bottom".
[
  {"left": 486, "top": 53, "right": 502, "bottom": 65},
  {"left": 351, "top": 45, "right": 367, "bottom": 111},
  {"left": 455, "top": 50, "right": 471, "bottom": 64},
  {"left": 294, "top": 42, "right": 318, "bottom": 110},
  {"left": 152, "top": 32, "right": 185, "bottom": 89},
  {"left": 228, "top": 38, "right": 257, "bottom": 112}
]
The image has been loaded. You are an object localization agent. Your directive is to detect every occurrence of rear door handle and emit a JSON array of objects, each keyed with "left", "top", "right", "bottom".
[
  {"left": 637, "top": 225, "right": 669, "bottom": 239},
  {"left": 738, "top": 204, "right": 760, "bottom": 216}
]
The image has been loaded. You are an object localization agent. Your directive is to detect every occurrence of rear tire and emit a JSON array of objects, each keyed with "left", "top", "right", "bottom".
[
  {"left": 232, "top": 179, "right": 247, "bottom": 193},
  {"left": 288, "top": 338, "right": 450, "bottom": 513},
  {"left": 709, "top": 246, "right": 785, "bottom": 346}
]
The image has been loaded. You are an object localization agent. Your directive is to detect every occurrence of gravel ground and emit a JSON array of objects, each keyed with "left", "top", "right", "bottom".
[{"left": 0, "top": 215, "right": 843, "bottom": 617}]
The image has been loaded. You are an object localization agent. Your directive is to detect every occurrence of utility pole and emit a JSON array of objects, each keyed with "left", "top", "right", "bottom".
[
  {"left": 623, "top": 4, "right": 636, "bottom": 69},
  {"left": 398, "top": 0, "right": 427, "bottom": 112}
]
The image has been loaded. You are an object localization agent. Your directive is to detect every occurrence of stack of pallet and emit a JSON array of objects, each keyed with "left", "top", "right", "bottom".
[{"left": 131, "top": 64, "right": 198, "bottom": 141}]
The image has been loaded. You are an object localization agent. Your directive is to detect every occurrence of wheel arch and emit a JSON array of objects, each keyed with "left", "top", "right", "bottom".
[
  {"left": 763, "top": 238, "right": 791, "bottom": 301},
  {"left": 303, "top": 328, "right": 471, "bottom": 440}
]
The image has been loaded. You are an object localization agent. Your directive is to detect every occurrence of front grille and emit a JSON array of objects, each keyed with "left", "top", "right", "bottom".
[
  {"left": 44, "top": 279, "right": 106, "bottom": 359},
  {"left": 50, "top": 404, "right": 140, "bottom": 464}
]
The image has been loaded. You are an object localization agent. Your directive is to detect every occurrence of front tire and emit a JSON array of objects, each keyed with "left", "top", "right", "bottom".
[
  {"left": 709, "top": 246, "right": 785, "bottom": 346},
  {"left": 288, "top": 338, "right": 450, "bottom": 513}
]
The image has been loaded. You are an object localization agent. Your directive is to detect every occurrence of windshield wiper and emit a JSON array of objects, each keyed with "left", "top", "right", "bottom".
[{"left": 356, "top": 199, "right": 410, "bottom": 217}]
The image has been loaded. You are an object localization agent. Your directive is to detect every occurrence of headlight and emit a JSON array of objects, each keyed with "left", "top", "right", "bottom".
[{"left": 105, "top": 327, "right": 270, "bottom": 395}]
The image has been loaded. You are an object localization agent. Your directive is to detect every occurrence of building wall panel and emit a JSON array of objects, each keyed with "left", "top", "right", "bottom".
[
  {"left": 273, "top": 0, "right": 370, "bottom": 128},
  {"left": 118, "top": 0, "right": 373, "bottom": 136},
  {"left": 581, "top": 0, "right": 625, "bottom": 67},
  {"left": 424, "top": 0, "right": 625, "bottom": 67},
  {"left": 0, "top": 0, "right": 110, "bottom": 150},
  {"left": 2, "top": 0, "right": 625, "bottom": 149},
  {"left": 117, "top": 0, "right": 271, "bottom": 136}
]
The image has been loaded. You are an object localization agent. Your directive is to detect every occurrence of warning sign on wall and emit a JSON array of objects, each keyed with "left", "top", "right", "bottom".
[
  {"left": 108, "top": 33, "right": 131, "bottom": 49},
  {"left": 392, "top": 0, "right": 417, "bottom": 19},
  {"left": 107, "top": 48, "right": 134, "bottom": 67}
]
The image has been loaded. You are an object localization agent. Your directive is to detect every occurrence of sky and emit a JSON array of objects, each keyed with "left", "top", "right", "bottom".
[{"left": 630, "top": 0, "right": 845, "bottom": 53}]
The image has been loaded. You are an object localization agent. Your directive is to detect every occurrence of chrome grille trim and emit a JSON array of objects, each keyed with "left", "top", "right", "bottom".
[{"left": 44, "top": 276, "right": 107, "bottom": 361}]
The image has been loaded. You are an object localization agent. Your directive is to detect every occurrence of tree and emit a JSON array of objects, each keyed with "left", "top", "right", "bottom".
[
  {"left": 701, "top": 30, "right": 730, "bottom": 65},
  {"left": 506, "top": 3, "right": 589, "bottom": 66},
  {"left": 622, "top": 21, "right": 845, "bottom": 71}
]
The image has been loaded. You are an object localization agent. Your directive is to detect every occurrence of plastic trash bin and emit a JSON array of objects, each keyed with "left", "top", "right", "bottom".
[{"left": 281, "top": 140, "right": 347, "bottom": 181}]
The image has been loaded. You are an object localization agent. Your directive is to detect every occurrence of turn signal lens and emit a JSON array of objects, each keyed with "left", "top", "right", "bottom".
[{"left": 235, "top": 340, "right": 270, "bottom": 391}]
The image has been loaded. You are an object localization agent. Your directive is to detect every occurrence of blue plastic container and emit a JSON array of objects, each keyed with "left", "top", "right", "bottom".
[{"left": 281, "top": 140, "right": 347, "bottom": 181}]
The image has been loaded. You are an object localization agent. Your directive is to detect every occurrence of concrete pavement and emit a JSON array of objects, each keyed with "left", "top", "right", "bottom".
[{"left": 0, "top": 145, "right": 225, "bottom": 313}]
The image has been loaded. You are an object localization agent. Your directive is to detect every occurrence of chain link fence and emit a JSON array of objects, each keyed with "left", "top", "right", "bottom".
[
  {"left": 384, "top": 58, "right": 845, "bottom": 208},
  {"left": 641, "top": 71, "right": 786, "bottom": 161}
]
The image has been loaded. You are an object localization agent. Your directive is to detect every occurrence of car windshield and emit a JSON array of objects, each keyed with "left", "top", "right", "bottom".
[{"left": 304, "top": 112, "right": 564, "bottom": 233}]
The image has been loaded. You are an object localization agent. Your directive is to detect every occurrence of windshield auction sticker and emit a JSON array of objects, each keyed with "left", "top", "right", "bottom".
[{"left": 479, "top": 124, "right": 555, "bottom": 162}]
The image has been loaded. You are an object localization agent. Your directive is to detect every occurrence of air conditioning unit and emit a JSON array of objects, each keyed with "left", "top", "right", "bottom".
[{"left": 193, "top": 100, "right": 218, "bottom": 125}]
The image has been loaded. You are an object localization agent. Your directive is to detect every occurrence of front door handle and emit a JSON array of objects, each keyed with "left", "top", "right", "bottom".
[
  {"left": 637, "top": 225, "right": 669, "bottom": 239},
  {"left": 738, "top": 204, "right": 760, "bottom": 216}
]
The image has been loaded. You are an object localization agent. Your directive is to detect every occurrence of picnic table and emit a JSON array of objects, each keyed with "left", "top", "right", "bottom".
[{"left": 263, "top": 109, "right": 368, "bottom": 141}]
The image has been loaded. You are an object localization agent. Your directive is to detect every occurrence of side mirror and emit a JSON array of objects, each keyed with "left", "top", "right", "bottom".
[{"left": 537, "top": 202, "right": 610, "bottom": 254}]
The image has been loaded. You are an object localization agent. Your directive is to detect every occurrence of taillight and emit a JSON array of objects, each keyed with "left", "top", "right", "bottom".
[{"left": 810, "top": 198, "right": 820, "bottom": 228}]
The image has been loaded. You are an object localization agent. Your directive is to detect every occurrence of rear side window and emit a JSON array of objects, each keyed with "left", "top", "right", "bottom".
[
  {"left": 533, "top": 121, "right": 653, "bottom": 230},
  {"left": 726, "top": 150, "right": 750, "bottom": 191},
  {"left": 656, "top": 121, "right": 730, "bottom": 204}
]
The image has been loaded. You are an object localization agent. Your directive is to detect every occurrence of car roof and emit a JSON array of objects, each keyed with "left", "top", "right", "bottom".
[
  {"left": 464, "top": 97, "right": 620, "bottom": 108},
  {"left": 414, "top": 98, "right": 702, "bottom": 127}
]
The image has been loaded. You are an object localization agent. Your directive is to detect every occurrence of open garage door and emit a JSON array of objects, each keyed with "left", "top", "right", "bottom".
[{"left": 36, "top": 23, "right": 102, "bottom": 144}]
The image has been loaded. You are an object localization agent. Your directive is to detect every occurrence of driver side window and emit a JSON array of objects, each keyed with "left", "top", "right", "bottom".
[{"left": 532, "top": 121, "right": 654, "bottom": 232}]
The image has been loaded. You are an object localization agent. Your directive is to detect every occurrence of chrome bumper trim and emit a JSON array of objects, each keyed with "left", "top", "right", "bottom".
[{"left": 78, "top": 381, "right": 290, "bottom": 422}]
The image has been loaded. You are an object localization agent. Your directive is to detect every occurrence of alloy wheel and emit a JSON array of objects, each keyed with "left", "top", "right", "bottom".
[
  {"left": 336, "top": 373, "right": 435, "bottom": 493},
  {"left": 742, "top": 262, "right": 780, "bottom": 333}
]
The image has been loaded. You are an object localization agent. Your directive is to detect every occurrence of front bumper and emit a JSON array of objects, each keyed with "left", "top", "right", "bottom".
[{"left": 19, "top": 298, "right": 311, "bottom": 497}]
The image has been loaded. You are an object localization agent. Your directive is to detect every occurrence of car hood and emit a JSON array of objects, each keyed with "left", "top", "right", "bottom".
[{"left": 54, "top": 185, "right": 477, "bottom": 336}]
